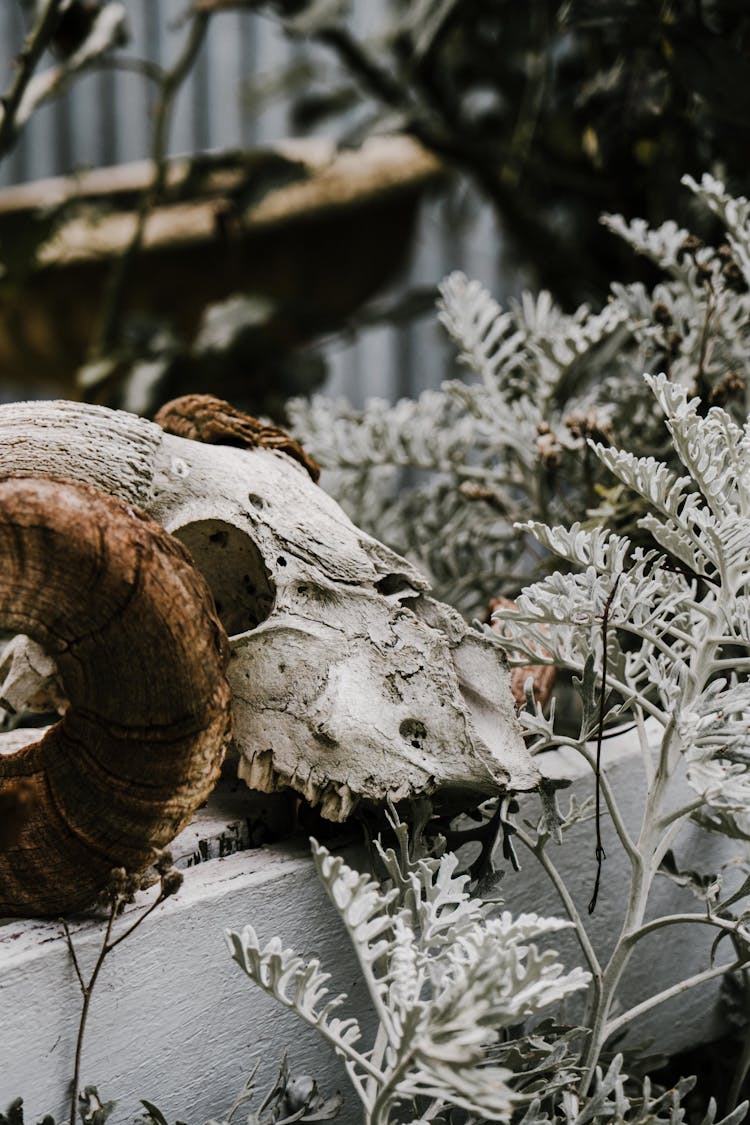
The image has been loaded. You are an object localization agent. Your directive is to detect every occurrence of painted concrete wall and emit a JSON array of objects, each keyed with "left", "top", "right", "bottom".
[{"left": 0, "top": 728, "right": 738, "bottom": 1122}]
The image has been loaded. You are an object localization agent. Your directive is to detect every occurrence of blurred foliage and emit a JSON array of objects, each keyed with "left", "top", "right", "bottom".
[{"left": 250, "top": 0, "right": 750, "bottom": 305}]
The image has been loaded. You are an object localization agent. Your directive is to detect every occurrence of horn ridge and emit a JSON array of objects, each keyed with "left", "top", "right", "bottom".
[{"left": 0, "top": 474, "right": 232, "bottom": 917}]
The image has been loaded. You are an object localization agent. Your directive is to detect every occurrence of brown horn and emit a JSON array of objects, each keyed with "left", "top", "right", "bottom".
[
  {"left": 154, "top": 394, "right": 321, "bottom": 482},
  {"left": 0, "top": 474, "right": 232, "bottom": 916}
]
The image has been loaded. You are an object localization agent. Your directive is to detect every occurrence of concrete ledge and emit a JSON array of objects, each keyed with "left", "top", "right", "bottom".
[{"left": 0, "top": 732, "right": 738, "bottom": 1121}]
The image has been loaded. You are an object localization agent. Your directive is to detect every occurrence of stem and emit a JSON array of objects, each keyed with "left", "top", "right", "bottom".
[
  {"left": 727, "top": 969, "right": 750, "bottom": 1112},
  {"left": 578, "top": 855, "right": 648, "bottom": 1096},
  {"left": 624, "top": 912, "right": 739, "bottom": 947},
  {"left": 656, "top": 797, "right": 704, "bottom": 832},
  {"left": 634, "top": 706, "right": 655, "bottom": 787},
  {"left": 580, "top": 597, "right": 728, "bottom": 1093},
  {"left": 339, "top": 928, "right": 398, "bottom": 1050},
  {"left": 570, "top": 740, "right": 640, "bottom": 865},
  {"left": 581, "top": 672, "right": 666, "bottom": 724},
  {"left": 605, "top": 960, "right": 740, "bottom": 1040},
  {"left": 539, "top": 731, "right": 640, "bottom": 865},
  {"left": 93, "top": 56, "right": 166, "bottom": 85},
  {"left": 614, "top": 620, "right": 691, "bottom": 664},
  {"left": 342, "top": 1058, "right": 371, "bottom": 1112},
  {"left": 515, "top": 825, "right": 602, "bottom": 984},
  {"left": 307, "top": 3, "right": 589, "bottom": 298},
  {"left": 366, "top": 1023, "right": 390, "bottom": 1107},
  {"left": 315, "top": 26, "right": 404, "bottom": 111},
  {"left": 651, "top": 814, "right": 704, "bottom": 879},
  {"left": 711, "top": 658, "right": 750, "bottom": 672},
  {"left": 305, "top": 1015, "right": 382, "bottom": 1086},
  {"left": 62, "top": 920, "right": 86, "bottom": 995},
  {"left": 368, "top": 1052, "right": 413, "bottom": 1125},
  {"left": 105, "top": 891, "right": 165, "bottom": 952}
]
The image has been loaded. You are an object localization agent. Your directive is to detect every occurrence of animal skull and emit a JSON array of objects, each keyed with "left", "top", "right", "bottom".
[{"left": 0, "top": 399, "right": 536, "bottom": 825}]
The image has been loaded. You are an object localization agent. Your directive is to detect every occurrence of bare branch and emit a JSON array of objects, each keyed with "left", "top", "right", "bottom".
[
  {"left": 92, "top": 9, "right": 210, "bottom": 355},
  {"left": 0, "top": 0, "right": 67, "bottom": 160}
]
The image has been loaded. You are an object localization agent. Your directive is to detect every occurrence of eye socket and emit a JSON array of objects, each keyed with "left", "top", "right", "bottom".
[
  {"left": 399, "top": 718, "right": 428, "bottom": 748},
  {"left": 173, "top": 519, "right": 275, "bottom": 636}
]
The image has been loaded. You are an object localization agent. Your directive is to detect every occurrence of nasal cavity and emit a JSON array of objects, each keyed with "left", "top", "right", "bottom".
[{"left": 172, "top": 520, "right": 275, "bottom": 636}]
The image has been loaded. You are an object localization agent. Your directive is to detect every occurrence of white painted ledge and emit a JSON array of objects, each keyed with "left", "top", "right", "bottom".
[{"left": 0, "top": 734, "right": 738, "bottom": 1122}]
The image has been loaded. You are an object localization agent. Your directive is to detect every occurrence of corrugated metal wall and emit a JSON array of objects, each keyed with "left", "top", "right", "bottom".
[{"left": 0, "top": 2, "right": 509, "bottom": 404}]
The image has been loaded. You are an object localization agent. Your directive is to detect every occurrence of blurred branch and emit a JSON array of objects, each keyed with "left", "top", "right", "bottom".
[
  {"left": 314, "top": 25, "right": 405, "bottom": 109},
  {"left": 91, "top": 9, "right": 211, "bottom": 359},
  {"left": 0, "top": 0, "right": 66, "bottom": 160},
  {"left": 302, "top": 17, "right": 581, "bottom": 295},
  {"left": 193, "top": 0, "right": 263, "bottom": 10},
  {"left": 94, "top": 54, "right": 166, "bottom": 85},
  {"left": 1, "top": 3, "right": 128, "bottom": 163},
  {"left": 187, "top": 3, "right": 611, "bottom": 298},
  {"left": 499, "top": 3, "right": 549, "bottom": 189}
]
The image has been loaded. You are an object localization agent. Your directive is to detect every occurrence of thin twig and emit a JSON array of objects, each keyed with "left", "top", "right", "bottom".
[
  {"left": 604, "top": 959, "right": 741, "bottom": 1039},
  {"left": 93, "top": 55, "right": 166, "bottom": 85},
  {"left": 63, "top": 858, "right": 181, "bottom": 1121},
  {"left": 306, "top": 11, "right": 580, "bottom": 296},
  {"left": 588, "top": 572, "right": 622, "bottom": 914},
  {"left": 0, "top": 0, "right": 66, "bottom": 160},
  {"left": 564, "top": 737, "right": 640, "bottom": 865},
  {"left": 624, "top": 911, "right": 742, "bottom": 947},
  {"left": 315, "top": 26, "right": 404, "bottom": 110},
  {"left": 61, "top": 919, "right": 86, "bottom": 996},
  {"left": 67, "top": 900, "right": 118, "bottom": 1125}
]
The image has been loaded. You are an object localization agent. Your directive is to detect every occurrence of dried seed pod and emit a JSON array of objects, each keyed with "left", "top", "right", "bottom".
[{"left": 0, "top": 475, "right": 231, "bottom": 917}]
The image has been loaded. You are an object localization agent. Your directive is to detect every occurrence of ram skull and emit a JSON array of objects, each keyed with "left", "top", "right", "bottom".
[{"left": 0, "top": 397, "right": 535, "bottom": 914}]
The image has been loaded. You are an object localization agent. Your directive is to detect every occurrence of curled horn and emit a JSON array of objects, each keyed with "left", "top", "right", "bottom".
[{"left": 0, "top": 475, "right": 232, "bottom": 917}]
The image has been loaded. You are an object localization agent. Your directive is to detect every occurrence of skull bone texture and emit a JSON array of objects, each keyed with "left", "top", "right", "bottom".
[{"left": 0, "top": 398, "right": 535, "bottom": 912}]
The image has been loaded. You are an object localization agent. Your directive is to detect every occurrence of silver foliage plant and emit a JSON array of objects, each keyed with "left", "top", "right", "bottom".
[
  {"left": 289, "top": 173, "right": 750, "bottom": 617},
  {"left": 491, "top": 370, "right": 750, "bottom": 1094},
  {"left": 226, "top": 796, "right": 750, "bottom": 1124},
  {"left": 226, "top": 825, "right": 590, "bottom": 1124},
  {"left": 251, "top": 175, "right": 750, "bottom": 1121}
]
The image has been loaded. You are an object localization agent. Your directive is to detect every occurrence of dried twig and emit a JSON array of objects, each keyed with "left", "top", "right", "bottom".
[{"left": 63, "top": 857, "right": 184, "bottom": 1125}]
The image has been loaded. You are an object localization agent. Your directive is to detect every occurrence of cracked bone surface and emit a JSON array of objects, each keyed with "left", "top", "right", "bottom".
[{"left": 0, "top": 400, "right": 535, "bottom": 819}]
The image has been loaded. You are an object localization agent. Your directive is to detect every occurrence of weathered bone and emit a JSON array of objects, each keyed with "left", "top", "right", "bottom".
[
  {"left": 0, "top": 635, "right": 65, "bottom": 716},
  {"left": 0, "top": 400, "right": 536, "bottom": 819}
]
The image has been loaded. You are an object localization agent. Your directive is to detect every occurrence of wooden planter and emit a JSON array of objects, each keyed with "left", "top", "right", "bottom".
[{"left": 0, "top": 136, "right": 441, "bottom": 396}]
